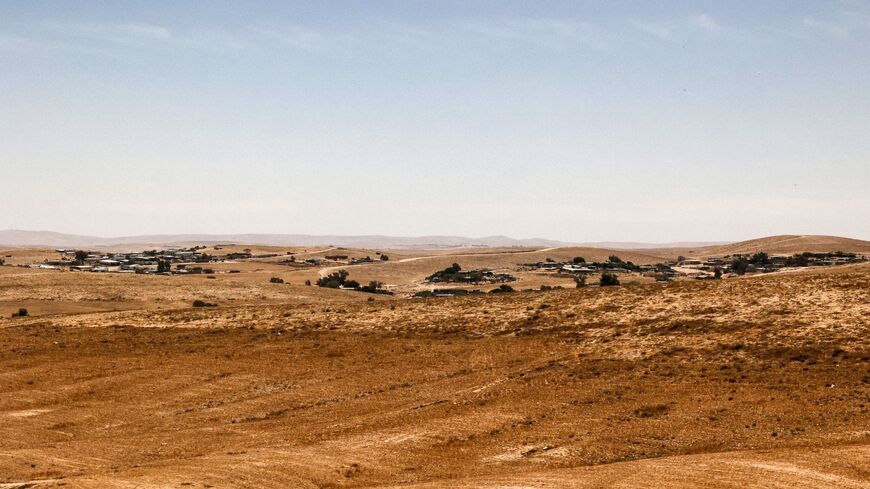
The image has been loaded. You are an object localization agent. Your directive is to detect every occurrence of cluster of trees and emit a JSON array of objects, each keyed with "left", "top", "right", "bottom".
[
  {"left": 731, "top": 252, "right": 771, "bottom": 275},
  {"left": 316, "top": 269, "right": 391, "bottom": 294},
  {"left": 317, "top": 270, "right": 350, "bottom": 288},
  {"left": 427, "top": 263, "right": 479, "bottom": 283},
  {"left": 587, "top": 255, "right": 640, "bottom": 272}
]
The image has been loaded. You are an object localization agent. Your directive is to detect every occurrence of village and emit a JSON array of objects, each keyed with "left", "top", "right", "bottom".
[
  {"left": 9, "top": 246, "right": 867, "bottom": 287},
  {"left": 523, "top": 250, "right": 868, "bottom": 282}
]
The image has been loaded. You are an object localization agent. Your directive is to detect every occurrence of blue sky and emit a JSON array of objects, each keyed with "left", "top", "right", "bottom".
[{"left": 2, "top": 1, "right": 869, "bottom": 241}]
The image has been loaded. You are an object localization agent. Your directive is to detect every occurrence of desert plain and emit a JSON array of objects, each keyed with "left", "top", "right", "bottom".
[{"left": 1, "top": 235, "right": 868, "bottom": 488}]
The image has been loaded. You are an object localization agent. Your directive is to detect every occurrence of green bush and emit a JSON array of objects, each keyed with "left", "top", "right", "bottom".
[{"left": 317, "top": 270, "right": 349, "bottom": 288}]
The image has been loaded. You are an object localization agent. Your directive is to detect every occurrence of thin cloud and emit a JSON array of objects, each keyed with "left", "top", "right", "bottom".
[
  {"left": 692, "top": 14, "right": 720, "bottom": 31},
  {"left": 802, "top": 16, "right": 849, "bottom": 39},
  {"left": 457, "top": 18, "right": 600, "bottom": 49},
  {"left": 116, "top": 22, "right": 171, "bottom": 40},
  {"left": 41, "top": 20, "right": 173, "bottom": 44},
  {"left": 631, "top": 20, "right": 674, "bottom": 40},
  {"left": 256, "top": 24, "right": 325, "bottom": 51},
  {"left": 633, "top": 14, "right": 725, "bottom": 41}
]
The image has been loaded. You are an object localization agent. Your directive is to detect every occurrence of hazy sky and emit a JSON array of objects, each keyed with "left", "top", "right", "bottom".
[{"left": 2, "top": 1, "right": 869, "bottom": 242}]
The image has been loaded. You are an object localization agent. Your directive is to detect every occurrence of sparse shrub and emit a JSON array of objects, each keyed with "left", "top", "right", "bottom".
[
  {"left": 380, "top": 254, "right": 389, "bottom": 261},
  {"left": 269, "top": 277, "right": 284, "bottom": 284},
  {"left": 634, "top": 404, "right": 669, "bottom": 418},
  {"left": 785, "top": 253, "right": 810, "bottom": 267},
  {"left": 599, "top": 272, "right": 620, "bottom": 286},
  {"left": 575, "top": 275, "right": 587, "bottom": 288},
  {"left": 490, "top": 284, "right": 514, "bottom": 293},
  {"left": 192, "top": 300, "right": 217, "bottom": 308},
  {"left": 359, "top": 281, "right": 391, "bottom": 294},
  {"left": 13, "top": 308, "right": 28, "bottom": 318}
]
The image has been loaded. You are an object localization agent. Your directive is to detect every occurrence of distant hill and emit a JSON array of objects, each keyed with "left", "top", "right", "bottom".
[
  {"left": 698, "top": 235, "right": 870, "bottom": 256},
  {"left": 580, "top": 241, "right": 730, "bottom": 250},
  {"left": 0, "top": 229, "right": 571, "bottom": 249}
]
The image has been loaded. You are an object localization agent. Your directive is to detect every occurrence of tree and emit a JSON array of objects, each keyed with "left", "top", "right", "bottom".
[
  {"left": 380, "top": 254, "right": 389, "bottom": 261},
  {"left": 713, "top": 266, "right": 723, "bottom": 279},
  {"left": 446, "top": 263, "right": 461, "bottom": 274},
  {"left": 750, "top": 252, "right": 770, "bottom": 265},
  {"left": 316, "top": 270, "right": 349, "bottom": 288},
  {"left": 677, "top": 255, "right": 686, "bottom": 262},
  {"left": 599, "top": 272, "right": 620, "bottom": 286},
  {"left": 157, "top": 259, "right": 171, "bottom": 273},
  {"left": 608, "top": 255, "right": 624, "bottom": 264},
  {"left": 731, "top": 258, "right": 749, "bottom": 275},
  {"left": 575, "top": 275, "right": 587, "bottom": 288},
  {"left": 74, "top": 250, "right": 89, "bottom": 265},
  {"left": 572, "top": 257, "right": 586, "bottom": 264}
]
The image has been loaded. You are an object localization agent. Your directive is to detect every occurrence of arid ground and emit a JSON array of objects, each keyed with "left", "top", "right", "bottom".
[{"left": 1, "top": 239, "right": 868, "bottom": 488}]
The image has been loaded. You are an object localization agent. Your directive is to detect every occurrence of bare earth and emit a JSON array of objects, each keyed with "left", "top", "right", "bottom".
[{"left": 0, "top": 245, "right": 868, "bottom": 488}]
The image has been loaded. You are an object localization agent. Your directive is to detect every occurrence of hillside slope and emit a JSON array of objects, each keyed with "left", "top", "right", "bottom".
[{"left": 699, "top": 235, "right": 870, "bottom": 256}]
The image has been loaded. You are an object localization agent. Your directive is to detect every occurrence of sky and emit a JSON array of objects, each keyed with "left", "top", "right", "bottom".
[{"left": 2, "top": 1, "right": 869, "bottom": 242}]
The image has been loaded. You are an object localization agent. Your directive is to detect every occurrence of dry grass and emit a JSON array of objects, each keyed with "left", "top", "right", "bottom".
[{"left": 0, "top": 251, "right": 867, "bottom": 488}]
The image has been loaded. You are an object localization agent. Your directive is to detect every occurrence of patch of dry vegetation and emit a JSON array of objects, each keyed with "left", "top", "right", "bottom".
[{"left": 0, "top": 257, "right": 867, "bottom": 488}]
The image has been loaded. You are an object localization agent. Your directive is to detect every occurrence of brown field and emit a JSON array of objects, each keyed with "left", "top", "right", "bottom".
[{"left": 0, "top": 243, "right": 868, "bottom": 488}]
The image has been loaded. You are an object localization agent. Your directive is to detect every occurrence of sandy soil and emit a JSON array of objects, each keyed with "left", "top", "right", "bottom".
[{"left": 0, "top": 257, "right": 867, "bottom": 487}]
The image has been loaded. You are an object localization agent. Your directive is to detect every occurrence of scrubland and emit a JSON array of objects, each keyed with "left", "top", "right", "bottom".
[{"left": 0, "top": 249, "right": 867, "bottom": 488}]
